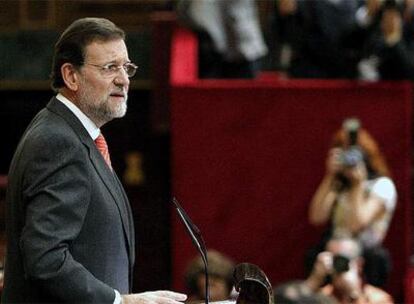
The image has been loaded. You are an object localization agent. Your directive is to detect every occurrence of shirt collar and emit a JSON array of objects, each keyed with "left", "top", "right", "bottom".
[{"left": 56, "top": 93, "right": 100, "bottom": 140}]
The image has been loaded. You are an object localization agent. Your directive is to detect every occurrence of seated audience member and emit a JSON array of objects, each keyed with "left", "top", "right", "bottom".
[
  {"left": 308, "top": 118, "right": 396, "bottom": 287},
  {"left": 275, "top": 237, "right": 393, "bottom": 304},
  {"left": 357, "top": 0, "right": 414, "bottom": 80},
  {"left": 271, "top": 0, "right": 361, "bottom": 79},
  {"left": 184, "top": 250, "right": 235, "bottom": 302}
]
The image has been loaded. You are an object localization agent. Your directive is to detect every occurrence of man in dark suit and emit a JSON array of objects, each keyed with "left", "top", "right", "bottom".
[{"left": 1, "top": 17, "right": 187, "bottom": 304}]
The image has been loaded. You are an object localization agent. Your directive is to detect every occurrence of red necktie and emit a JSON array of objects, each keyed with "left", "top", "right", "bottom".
[{"left": 95, "top": 133, "right": 112, "bottom": 170}]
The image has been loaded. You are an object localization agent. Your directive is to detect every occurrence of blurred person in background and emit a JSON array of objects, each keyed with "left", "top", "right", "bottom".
[
  {"left": 265, "top": 0, "right": 300, "bottom": 73},
  {"left": 307, "top": 118, "right": 397, "bottom": 287},
  {"left": 310, "top": 237, "right": 393, "bottom": 304},
  {"left": 176, "top": 0, "right": 268, "bottom": 79},
  {"left": 269, "top": 0, "right": 414, "bottom": 80},
  {"left": 356, "top": 0, "right": 414, "bottom": 80},
  {"left": 275, "top": 237, "right": 393, "bottom": 304},
  {"left": 184, "top": 250, "right": 236, "bottom": 302},
  {"left": 270, "top": 0, "right": 361, "bottom": 79}
]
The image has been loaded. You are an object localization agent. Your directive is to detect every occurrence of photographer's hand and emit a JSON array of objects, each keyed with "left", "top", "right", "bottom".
[
  {"left": 305, "top": 252, "right": 332, "bottom": 292},
  {"left": 309, "top": 149, "right": 342, "bottom": 226},
  {"left": 326, "top": 148, "right": 342, "bottom": 177}
]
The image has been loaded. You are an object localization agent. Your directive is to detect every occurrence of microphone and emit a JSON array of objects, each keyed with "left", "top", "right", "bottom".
[{"left": 172, "top": 197, "right": 210, "bottom": 304}]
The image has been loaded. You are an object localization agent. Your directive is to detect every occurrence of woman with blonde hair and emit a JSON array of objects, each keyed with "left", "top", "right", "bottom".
[{"left": 307, "top": 118, "right": 397, "bottom": 287}]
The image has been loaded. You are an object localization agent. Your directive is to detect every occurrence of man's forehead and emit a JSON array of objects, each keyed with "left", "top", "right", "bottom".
[{"left": 84, "top": 39, "right": 128, "bottom": 61}]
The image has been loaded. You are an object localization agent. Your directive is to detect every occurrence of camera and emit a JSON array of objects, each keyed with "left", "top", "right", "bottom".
[
  {"left": 339, "top": 118, "right": 364, "bottom": 168},
  {"left": 332, "top": 255, "right": 350, "bottom": 273},
  {"left": 339, "top": 147, "right": 364, "bottom": 168}
]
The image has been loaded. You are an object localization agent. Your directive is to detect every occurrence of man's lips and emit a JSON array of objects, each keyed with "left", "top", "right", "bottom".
[{"left": 110, "top": 92, "right": 125, "bottom": 98}]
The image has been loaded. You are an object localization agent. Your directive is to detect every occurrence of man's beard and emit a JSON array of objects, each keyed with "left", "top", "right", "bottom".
[{"left": 77, "top": 87, "right": 128, "bottom": 127}]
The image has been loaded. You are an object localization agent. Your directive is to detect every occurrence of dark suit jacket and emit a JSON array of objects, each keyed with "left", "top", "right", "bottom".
[{"left": 2, "top": 97, "right": 135, "bottom": 303}]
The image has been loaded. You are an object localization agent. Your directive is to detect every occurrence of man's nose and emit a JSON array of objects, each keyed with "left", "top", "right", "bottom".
[{"left": 114, "top": 68, "right": 130, "bottom": 87}]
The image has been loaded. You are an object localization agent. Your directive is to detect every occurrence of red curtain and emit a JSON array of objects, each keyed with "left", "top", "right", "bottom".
[{"left": 170, "top": 79, "right": 412, "bottom": 301}]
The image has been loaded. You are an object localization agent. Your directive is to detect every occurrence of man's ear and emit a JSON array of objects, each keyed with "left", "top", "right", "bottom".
[{"left": 61, "top": 63, "right": 80, "bottom": 91}]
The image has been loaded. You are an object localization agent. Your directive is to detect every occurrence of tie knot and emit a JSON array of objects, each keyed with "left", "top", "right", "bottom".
[
  {"left": 95, "top": 133, "right": 112, "bottom": 170},
  {"left": 95, "top": 133, "right": 108, "bottom": 149}
]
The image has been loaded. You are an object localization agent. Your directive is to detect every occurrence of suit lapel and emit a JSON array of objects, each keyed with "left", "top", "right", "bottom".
[
  {"left": 113, "top": 173, "right": 135, "bottom": 264},
  {"left": 89, "top": 151, "right": 134, "bottom": 259},
  {"left": 46, "top": 97, "right": 134, "bottom": 256}
]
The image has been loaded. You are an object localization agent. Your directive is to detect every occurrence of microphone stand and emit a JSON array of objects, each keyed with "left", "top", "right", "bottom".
[{"left": 172, "top": 197, "right": 210, "bottom": 304}]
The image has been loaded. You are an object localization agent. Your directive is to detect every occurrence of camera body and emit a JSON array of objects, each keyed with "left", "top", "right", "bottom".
[
  {"left": 339, "top": 117, "right": 363, "bottom": 168},
  {"left": 339, "top": 147, "right": 364, "bottom": 168},
  {"left": 332, "top": 254, "right": 350, "bottom": 273}
]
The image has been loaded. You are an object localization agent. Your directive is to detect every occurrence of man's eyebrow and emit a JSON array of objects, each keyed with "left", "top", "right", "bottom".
[{"left": 104, "top": 59, "right": 132, "bottom": 64}]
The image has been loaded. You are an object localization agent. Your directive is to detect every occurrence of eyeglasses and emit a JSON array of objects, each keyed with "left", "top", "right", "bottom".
[{"left": 83, "top": 62, "right": 138, "bottom": 78}]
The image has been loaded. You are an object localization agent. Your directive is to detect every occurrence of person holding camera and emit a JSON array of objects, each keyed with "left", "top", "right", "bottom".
[
  {"left": 304, "top": 237, "right": 394, "bottom": 304},
  {"left": 307, "top": 119, "right": 397, "bottom": 287}
]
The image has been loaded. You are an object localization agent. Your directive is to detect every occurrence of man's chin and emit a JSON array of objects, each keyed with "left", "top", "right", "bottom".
[{"left": 113, "top": 104, "right": 127, "bottom": 118}]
